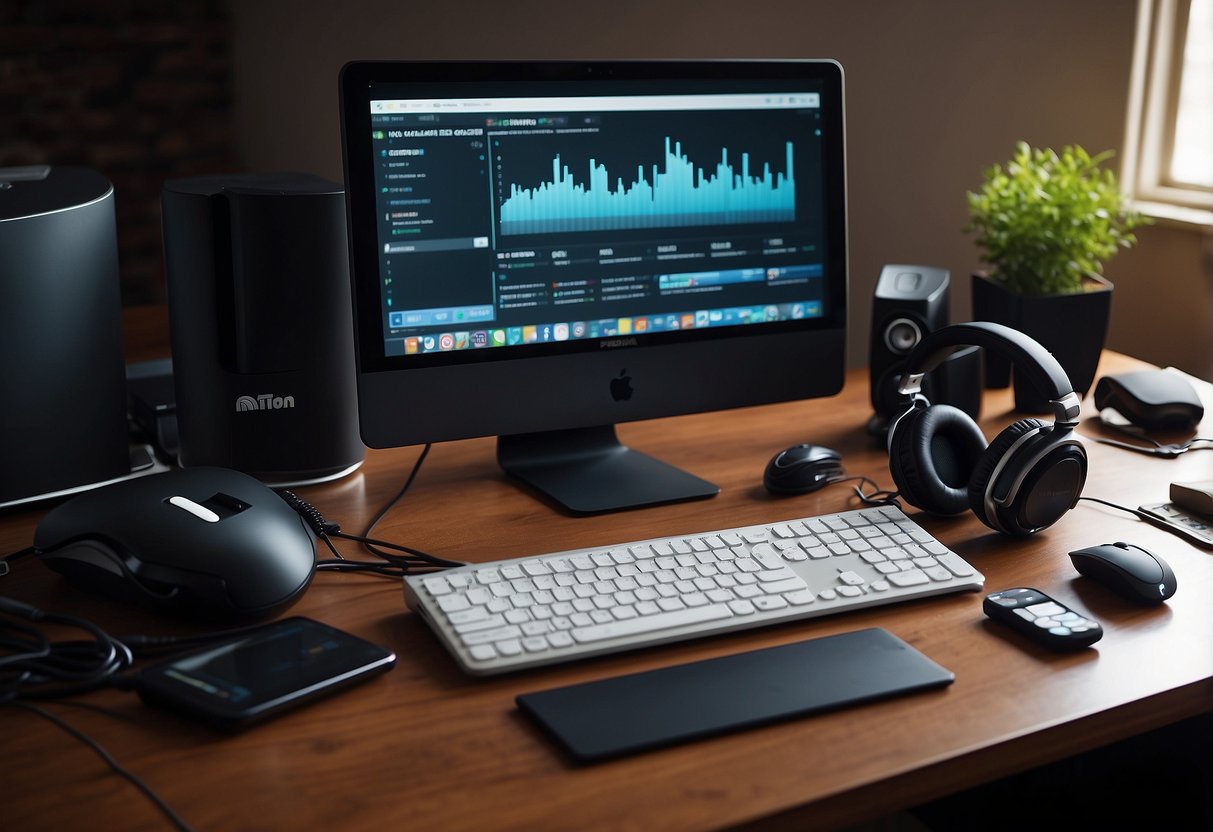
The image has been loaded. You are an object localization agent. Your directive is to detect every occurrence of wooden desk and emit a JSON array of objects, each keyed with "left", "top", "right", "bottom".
[{"left": 3, "top": 340, "right": 1212, "bottom": 831}]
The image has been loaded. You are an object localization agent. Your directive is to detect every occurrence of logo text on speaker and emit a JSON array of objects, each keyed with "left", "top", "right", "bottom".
[{"left": 236, "top": 394, "right": 296, "bottom": 412}]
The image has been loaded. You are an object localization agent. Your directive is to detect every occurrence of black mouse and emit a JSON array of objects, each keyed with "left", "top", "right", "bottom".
[
  {"left": 763, "top": 444, "right": 844, "bottom": 495},
  {"left": 1069, "top": 541, "right": 1177, "bottom": 605},
  {"left": 33, "top": 467, "right": 316, "bottom": 620}
]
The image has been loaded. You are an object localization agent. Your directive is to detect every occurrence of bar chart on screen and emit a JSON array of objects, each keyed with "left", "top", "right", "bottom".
[{"left": 497, "top": 136, "right": 797, "bottom": 235}]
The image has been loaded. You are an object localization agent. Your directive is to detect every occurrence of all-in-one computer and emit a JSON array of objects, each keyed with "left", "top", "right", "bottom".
[{"left": 339, "top": 60, "right": 848, "bottom": 513}]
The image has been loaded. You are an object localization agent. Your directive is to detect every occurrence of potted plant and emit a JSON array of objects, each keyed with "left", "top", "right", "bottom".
[{"left": 965, "top": 141, "right": 1147, "bottom": 411}]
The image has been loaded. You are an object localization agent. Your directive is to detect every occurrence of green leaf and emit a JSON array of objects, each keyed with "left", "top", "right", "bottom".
[{"left": 964, "top": 142, "right": 1149, "bottom": 294}]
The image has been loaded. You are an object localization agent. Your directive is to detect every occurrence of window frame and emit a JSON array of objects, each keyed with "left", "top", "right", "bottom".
[{"left": 1123, "top": 0, "right": 1213, "bottom": 227}]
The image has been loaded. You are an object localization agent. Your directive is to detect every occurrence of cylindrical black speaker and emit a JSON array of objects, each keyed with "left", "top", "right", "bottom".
[
  {"left": 161, "top": 172, "right": 363, "bottom": 486},
  {"left": 0, "top": 165, "right": 131, "bottom": 506},
  {"left": 869, "top": 265, "right": 951, "bottom": 420}
]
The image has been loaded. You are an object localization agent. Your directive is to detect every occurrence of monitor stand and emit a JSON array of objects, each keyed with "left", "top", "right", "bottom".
[{"left": 497, "top": 425, "right": 719, "bottom": 515}]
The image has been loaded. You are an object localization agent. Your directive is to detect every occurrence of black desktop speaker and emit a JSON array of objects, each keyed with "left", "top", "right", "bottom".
[
  {"left": 0, "top": 165, "right": 132, "bottom": 507},
  {"left": 867, "top": 264, "right": 981, "bottom": 440},
  {"left": 869, "top": 265, "right": 950, "bottom": 418},
  {"left": 161, "top": 172, "right": 363, "bottom": 486}
]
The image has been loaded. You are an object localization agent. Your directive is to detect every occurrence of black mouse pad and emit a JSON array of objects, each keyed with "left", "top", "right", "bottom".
[{"left": 516, "top": 627, "right": 954, "bottom": 763}]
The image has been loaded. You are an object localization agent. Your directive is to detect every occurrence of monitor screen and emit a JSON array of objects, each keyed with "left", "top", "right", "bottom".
[{"left": 339, "top": 60, "right": 847, "bottom": 514}]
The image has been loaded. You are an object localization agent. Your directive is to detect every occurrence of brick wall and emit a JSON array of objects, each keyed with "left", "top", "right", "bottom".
[{"left": 0, "top": 1, "right": 237, "bottom": 303}]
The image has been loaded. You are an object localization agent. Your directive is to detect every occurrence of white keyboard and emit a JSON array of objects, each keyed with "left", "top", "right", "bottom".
[{"left": 404, "top": 505, "right": 983, "bottom": 675}]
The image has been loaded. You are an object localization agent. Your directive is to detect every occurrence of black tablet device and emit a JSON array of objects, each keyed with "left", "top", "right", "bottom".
[{"left": 517, "top": 627, "right": 953, "bottom": 762}]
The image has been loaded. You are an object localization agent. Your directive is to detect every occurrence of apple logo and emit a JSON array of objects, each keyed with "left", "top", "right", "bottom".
[{"left": 610, "top": 368, "right": 634, "bottom": 402}]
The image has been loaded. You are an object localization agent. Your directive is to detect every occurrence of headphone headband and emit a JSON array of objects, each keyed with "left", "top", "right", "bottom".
[{"left": 898, "top": 322, "right": 1081, "bottom": 425}]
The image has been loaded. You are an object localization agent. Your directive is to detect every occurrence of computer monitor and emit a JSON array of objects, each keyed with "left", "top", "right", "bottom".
[{"left": 338, "top": 60, "right": 848, "bottom": 514}]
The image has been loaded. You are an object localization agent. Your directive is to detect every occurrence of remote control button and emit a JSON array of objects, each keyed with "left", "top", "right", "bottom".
[{"left": 1025, "top": 601, "right": 1066, "bottom": 618}]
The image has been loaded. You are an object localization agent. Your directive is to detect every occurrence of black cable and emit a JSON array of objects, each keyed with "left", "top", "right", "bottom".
[
  {"left": 277, "top": 461, "right": 466, "bottom": 576},
  {"left": 1091, "top": 434, "right": 1213, "bottom": 458},
  {"left": 363, "top": 442, "right": 432, "bottom": 543},
  {"left": 0, "top": 603, "right": 356, "bottom": 830},
  {"left": 0, "top": 600, "right": 280, "bottom": 698},
  {"left": 333, "top": 530, "right": 465, "bottom": 570},
  {"left": 0, "top": 598, "right": 133, "bottom": 700},
  {"left": 315, "top": 559, "right": 408, "bottom": 577},
  {"left": 1078, "top": 494, "right": 1150, "bottom": 519},
  {"left": 827, "top": 474, "right": 903, "bottom": 509},
  {"left": 4, "top": 700, "right": 193, "bottom": 832}
]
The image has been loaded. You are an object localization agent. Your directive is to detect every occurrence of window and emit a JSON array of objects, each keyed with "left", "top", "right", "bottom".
[{"left": 1123, "top": 0, "right": 1213, "bottom": 226}]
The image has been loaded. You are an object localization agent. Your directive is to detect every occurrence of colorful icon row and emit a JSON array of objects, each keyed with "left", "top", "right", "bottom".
[{"left": 399, "top": 301, "right": 822, "bottom": 354}]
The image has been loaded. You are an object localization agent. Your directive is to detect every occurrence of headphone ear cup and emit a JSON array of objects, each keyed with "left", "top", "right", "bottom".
[
  {"left": 967, "top": 419, "right": 1046, "bottom": 529},
  {"left": 889, "top": 404, "right": 988, "bottom": 515}
]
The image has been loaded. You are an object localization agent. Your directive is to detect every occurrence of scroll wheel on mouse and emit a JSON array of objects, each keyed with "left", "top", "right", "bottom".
[{"left": 167, "top": 496, "right": 221, "bottom": 523}]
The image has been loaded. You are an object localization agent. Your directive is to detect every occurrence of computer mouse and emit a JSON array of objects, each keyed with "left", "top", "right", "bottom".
[
  {"left": 763, "top": 444, "right": 844, "bottom": 495},
  {"left": 33, "top": 467, "right": 316, "bottom": 620},
  {"left": 1068, "top": 541, "right": 1177, "bottom": 605}
]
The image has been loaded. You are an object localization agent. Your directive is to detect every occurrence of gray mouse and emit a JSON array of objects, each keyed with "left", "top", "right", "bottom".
[
  {"left": 1068, "top": 542, "right": 1177, "bottom": 605},
  {"left": 763, "top": 444, "right": 843, "bottom": 495},
  {"left": 33, "top": 467, "right": 316, "bottom": 619}
]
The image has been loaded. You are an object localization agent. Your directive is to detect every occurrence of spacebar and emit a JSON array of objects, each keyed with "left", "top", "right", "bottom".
[{"left": 571, "top": 604, "right": 733, "bottom": 644}]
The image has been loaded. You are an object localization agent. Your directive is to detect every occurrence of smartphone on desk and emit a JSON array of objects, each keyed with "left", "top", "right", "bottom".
[{"left": 134, "top": 617, "right": 396, "bottom": 730}]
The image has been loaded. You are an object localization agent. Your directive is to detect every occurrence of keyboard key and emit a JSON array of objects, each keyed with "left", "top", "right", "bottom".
[
  {"left": 764, "top": 577, "right": 808, "bottom": 594},
  {"left": 837, "top": 570, "right": 865, "bottom": 586},
  {"left": 752, "top": 596, "right": 787, "bottom": 611},
  {"left": 447, "top": 607, "right": 491, "bottom": 626},
  {"left": 469, "top": 644, "right": 496, "bottom": 661},
  {"left": 571, "top": 604, "right": 732, "bottom": 643},
  {"left": 437, "top": 595, "right": 471, "bottom": 613},
  {"left": 461, "top": 625, "right": 522, "bottom": 646},
  {"left": 935, "top": 552, "right": 976, "bottom": 577},
  {"left": 423, "top": 577, "right": 452, "bottom": 596},
  {"left": 454, "top": 614, "right": 508, "bottom": 634},
  {"left": 749, "top": 543, "right": 783, "bottom": 569},
  {"left": 887, "top": 570, "right": 930, "bottom": 587}
]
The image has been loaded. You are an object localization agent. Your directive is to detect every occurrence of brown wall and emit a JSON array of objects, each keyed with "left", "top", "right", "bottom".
[
  {"left": 228, "top": 0, "right": 1211, "bottom": 379},
  {"left": 0, "top": 1, "right": 237, "bottom": 303},
  {"left": 7, "top": 2, "right": 1207, "bottom": 378}
]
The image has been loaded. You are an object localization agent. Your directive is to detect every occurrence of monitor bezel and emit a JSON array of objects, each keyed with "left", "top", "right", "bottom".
[{"left": 339, "top": 59, "right": 848, "bottom": 450}]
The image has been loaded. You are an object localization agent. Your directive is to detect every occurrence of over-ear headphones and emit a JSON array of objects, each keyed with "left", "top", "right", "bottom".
[{"left": 886, "top": 321, "right": 1087, "bottom": 536}]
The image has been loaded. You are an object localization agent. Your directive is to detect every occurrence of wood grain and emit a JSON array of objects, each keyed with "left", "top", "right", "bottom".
[{"left": 2, "top": 313, "right": 1211, "bottom": 831}]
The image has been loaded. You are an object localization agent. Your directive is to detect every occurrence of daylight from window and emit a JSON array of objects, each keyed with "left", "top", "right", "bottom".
[{"left": 1171, "top": 0, "right": 1213, "bottom": 186}]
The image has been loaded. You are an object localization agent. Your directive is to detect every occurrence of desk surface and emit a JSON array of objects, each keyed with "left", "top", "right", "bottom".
[{"left": 4, "top": 324, "right": 1213, "bottom": 831}]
